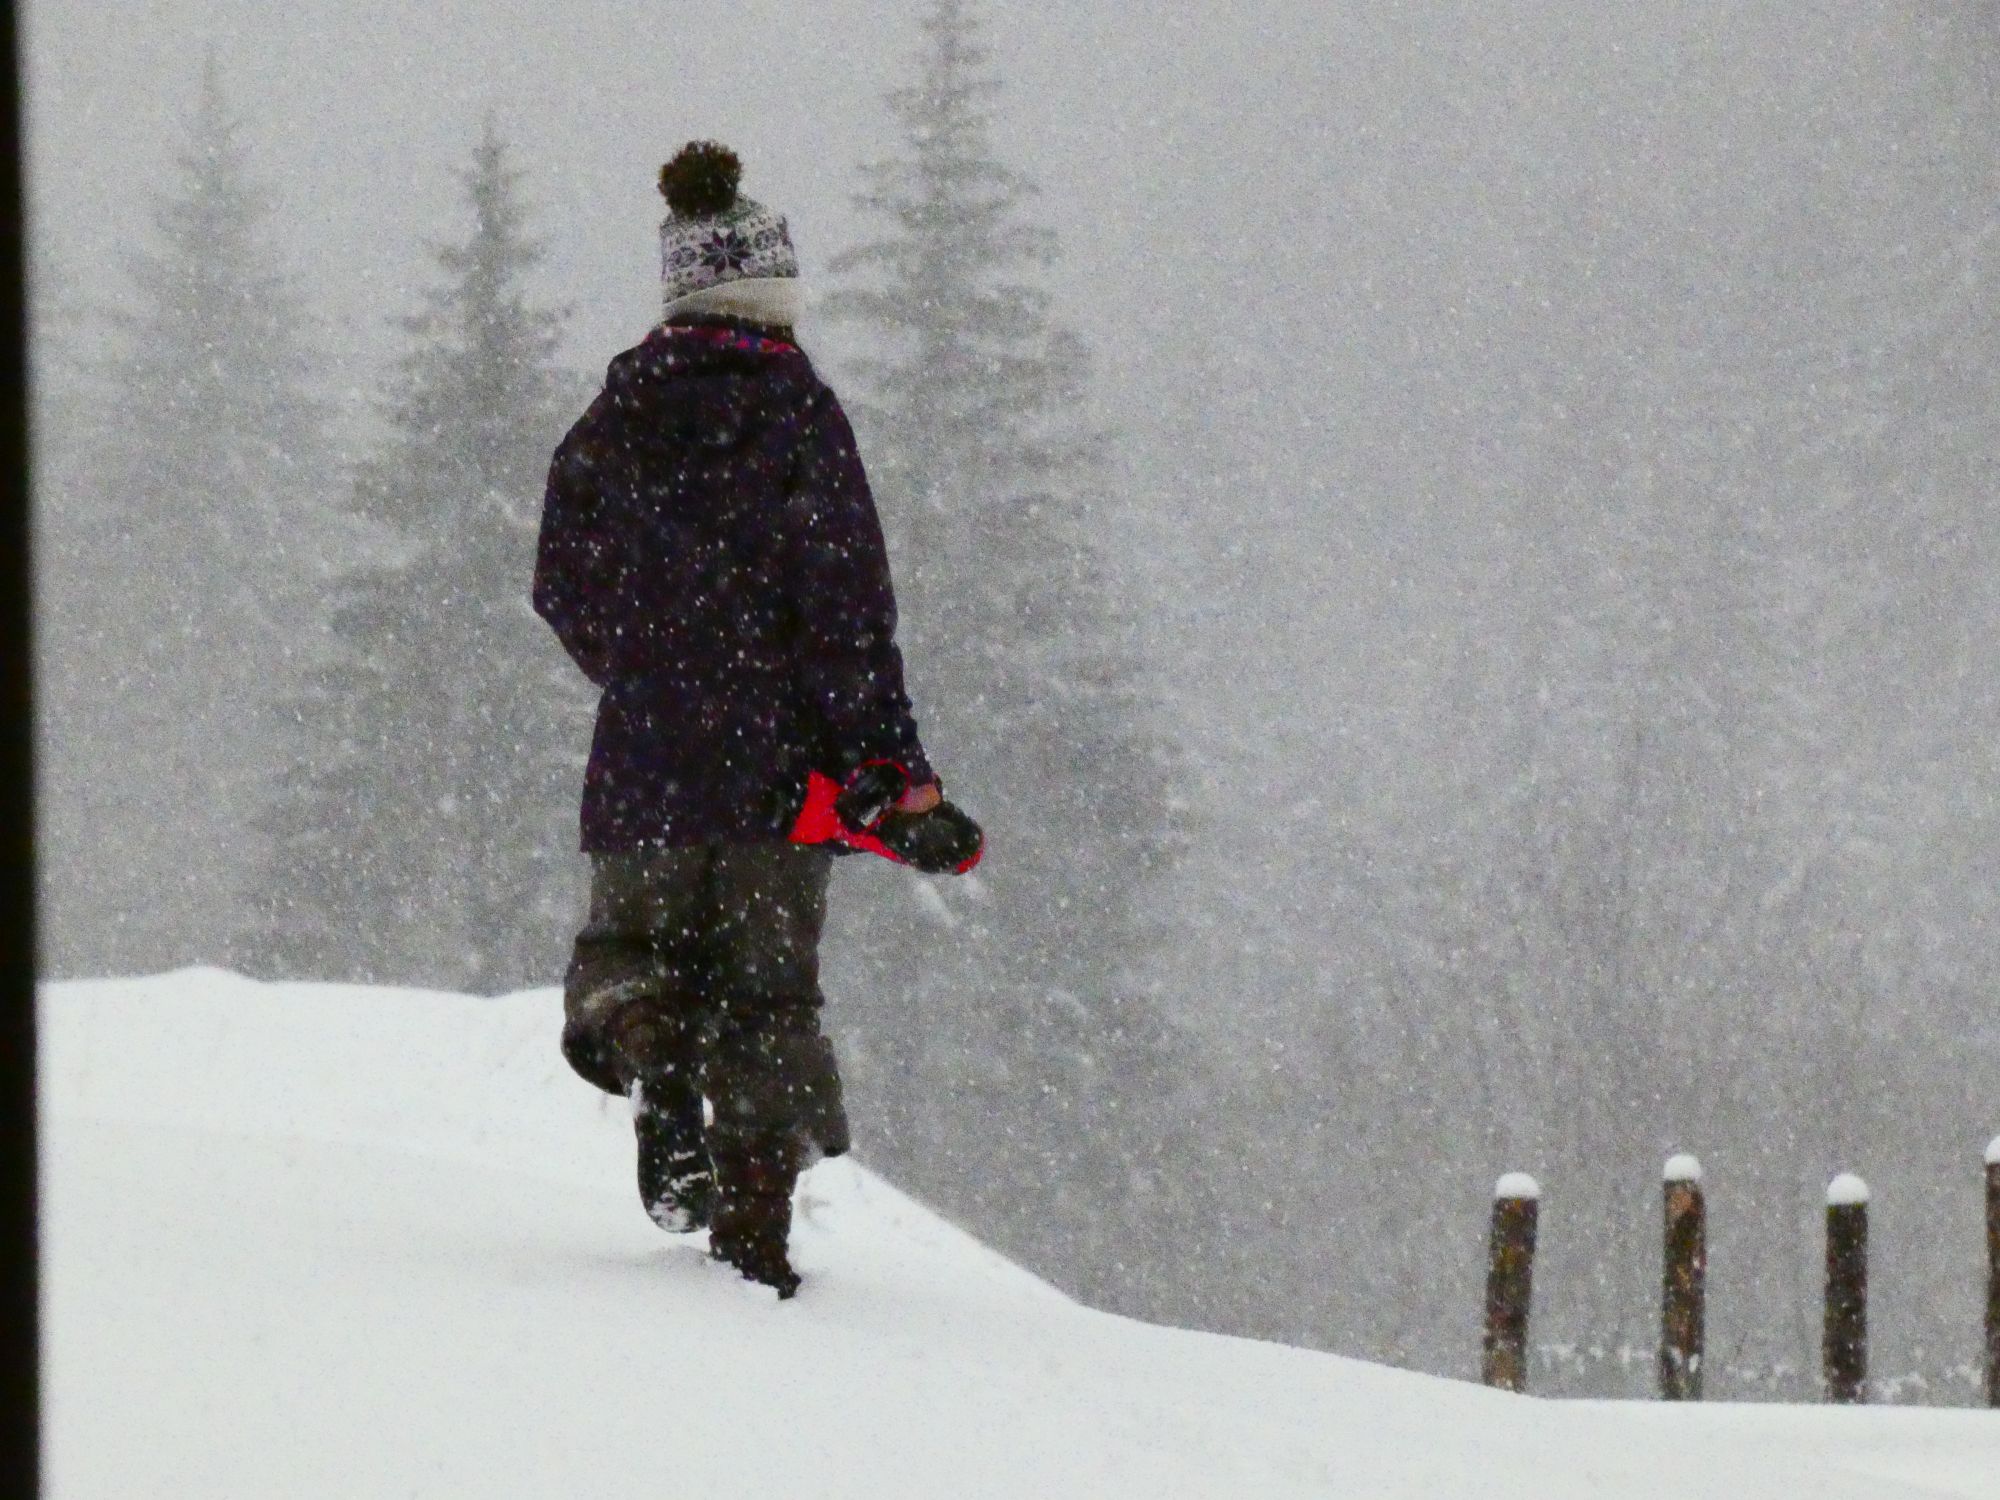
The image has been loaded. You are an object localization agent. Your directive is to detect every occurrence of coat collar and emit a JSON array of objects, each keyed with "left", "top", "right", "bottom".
[{"left": 653, "top": 313, "right": 800, "bottom": 357}]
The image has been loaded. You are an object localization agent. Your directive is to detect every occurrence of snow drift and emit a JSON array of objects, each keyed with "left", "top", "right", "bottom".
[{"left": 40, "top": 972, "right": 2000, "bottom": 1498}]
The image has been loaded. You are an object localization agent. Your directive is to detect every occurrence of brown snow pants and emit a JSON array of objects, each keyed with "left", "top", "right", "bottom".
[{"left": 560, "top": 842, "right": 849, "bottom": 1157}]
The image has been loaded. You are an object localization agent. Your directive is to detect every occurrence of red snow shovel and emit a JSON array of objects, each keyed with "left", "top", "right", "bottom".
[{"left": 788, "top": 759, "right": 984, "bottom": 875}]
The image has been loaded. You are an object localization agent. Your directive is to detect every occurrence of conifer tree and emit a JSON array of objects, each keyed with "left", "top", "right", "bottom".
[
  {"left": 48, "top": 54, "right": 329, "bottom": 975},
  {"left": 245, "top": 119, "right": 591, "bottom": 992},
  {"left": 819, "top": 0, "right": 1202, "bottom": 1302}
]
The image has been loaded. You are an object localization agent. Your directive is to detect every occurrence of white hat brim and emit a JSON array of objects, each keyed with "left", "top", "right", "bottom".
[{"left": 661, "top": 277, "right": 804, "bottom": 328}]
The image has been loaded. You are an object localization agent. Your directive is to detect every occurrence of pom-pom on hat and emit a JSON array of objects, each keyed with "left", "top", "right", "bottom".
[
  {"left": 659, "top": 140, "right": 742, "bottom": 218},
  {"left": 657, "top": 139, "right": 801, "bottom": 326}
]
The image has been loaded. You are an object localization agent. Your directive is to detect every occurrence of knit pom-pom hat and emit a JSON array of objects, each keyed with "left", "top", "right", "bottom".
[{"left": 657, "top": 140, "right": 801, "bottom": 326}]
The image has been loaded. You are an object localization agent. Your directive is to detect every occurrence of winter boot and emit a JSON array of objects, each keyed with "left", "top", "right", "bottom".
[
  {"left": 609, "top": 1003, "right": 713, "bottom": 1234},
  {"left": 706, "top": 1126, "right": 802, "bottom": 1298},
  {"left": 632, "top": 1075, "right": 713, "bottom": 1233}
]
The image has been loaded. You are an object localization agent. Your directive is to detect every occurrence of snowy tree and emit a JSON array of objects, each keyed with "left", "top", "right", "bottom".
[
  {"left": 243, "top": 119, "right": 590, "bottom": 993},
  {"left": 40, "top": 53, "right": 330, "bottom": 977},
  {"left": 815, "top": 0, "right": 1206, "bottom": 1300}
]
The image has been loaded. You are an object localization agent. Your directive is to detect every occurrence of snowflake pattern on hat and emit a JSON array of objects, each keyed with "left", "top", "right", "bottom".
[
  {"left": 660, "top": 196, "right": 799, "bottom": 313},
  {"left": 700, "top": 228, "right": 755, "bottom": 276}
]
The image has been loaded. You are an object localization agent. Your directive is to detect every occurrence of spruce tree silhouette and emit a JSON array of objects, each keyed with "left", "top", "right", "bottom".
[
  {"left": 54, "top": 51, "right": 329, "bottom": 977},
  {"left": 819, "top": 0, "right": 1208, "bottom": 1308},
  {"left": 246, "top": 118, "right": 590, "bottom": 992}
]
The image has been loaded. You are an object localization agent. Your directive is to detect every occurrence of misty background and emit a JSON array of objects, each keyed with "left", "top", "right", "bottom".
[{"left": 25, "top": 0, "right": 2000, "bottom": 1401}]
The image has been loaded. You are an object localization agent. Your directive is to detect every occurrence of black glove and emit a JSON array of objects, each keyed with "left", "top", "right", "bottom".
[
  {"left": 833, "top": 761, "right": 912, "bottom": 835},
  {"left": 872, "top": 800, "right": 984, "bottom": 875},
  {"left": 830, "top": 761, "right": 983, "bottom": 874}
]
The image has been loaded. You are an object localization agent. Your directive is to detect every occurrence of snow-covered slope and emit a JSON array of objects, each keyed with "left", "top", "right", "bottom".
[{"left": 40, "top": 972, "right": 2000, "bottom": 1498}]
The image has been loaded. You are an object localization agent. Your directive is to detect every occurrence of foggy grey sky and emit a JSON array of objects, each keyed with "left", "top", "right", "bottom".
[
  {"left": 25, "top": 0, "right": 1371, "bottom": 771},
  {"left": 19, "top": 11, "right": 1598, "bottom": 491},
  {"left": 25, "top": 1, "right": 1963, "bottom": 786}
]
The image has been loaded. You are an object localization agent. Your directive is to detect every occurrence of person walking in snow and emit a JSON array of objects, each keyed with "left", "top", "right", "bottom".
[{"left": 533, "top": 141, "right": 981, "bottom": 1297}]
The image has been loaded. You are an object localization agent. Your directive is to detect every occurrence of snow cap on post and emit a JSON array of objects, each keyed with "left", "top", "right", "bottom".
[
  {"left": 1664, "top": 1154, "right": 1703, "bottom": 1184},
  {"left": 1494, "top": 1172, "right": 1542, "bottom": 1202},
  {"left": 1985, "top": 1135, "right": 2000, "bottom": 1168},
  {"left": 1826, "top": 1172, "right": 1870, "bottom": 1207}
]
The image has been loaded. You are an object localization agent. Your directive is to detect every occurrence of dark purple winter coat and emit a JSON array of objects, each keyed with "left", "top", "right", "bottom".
[{"left": 533, "top": 315, "right": 932, "bottom": 851}]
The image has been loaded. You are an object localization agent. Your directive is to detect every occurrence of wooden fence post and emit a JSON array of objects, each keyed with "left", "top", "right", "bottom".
[
  {"left": 1824, "top": 1173, "right": 1869, "bottom": 1404},
  {"left": 1482, "top": 1173, "right": 1540, "bottom": 1393},
  {"left": 1659, "top": 1154, "right": 1706, "bottom": 1401},
  {"left": 1985, "top": 1137, "right": 1999, "bottom": 1409}
]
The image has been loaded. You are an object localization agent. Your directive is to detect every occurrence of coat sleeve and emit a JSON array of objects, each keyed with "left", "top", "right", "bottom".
[
  {"left": 781, "top": 386, "right": 935, "bottom": 786},
  {"left": 532, "top": 391, "right": 622, "bottom": 689}
]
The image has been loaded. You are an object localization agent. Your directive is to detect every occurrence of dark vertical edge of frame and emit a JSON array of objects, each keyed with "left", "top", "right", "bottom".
[
  {"left": 1659, "top": 1156, "right": 1706, "bottom": 1401},
  {"left": 1984, "top": 1140, "right": 1999, "bottom": 1409},
  {"left": 1823, "top": 1175, "right": 1868, "bottom": 1405},
  {"left": 0, "top": 0, "right": 37, "bottom": 1488},
  {"left": 1481, "top": 1173, "right": 1540, "bottom": 1394}
]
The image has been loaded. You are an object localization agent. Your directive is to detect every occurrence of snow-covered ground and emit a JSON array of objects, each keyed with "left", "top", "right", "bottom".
[{"left": 40, "top": 972, "right": 2000, "bottom": 1498}]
